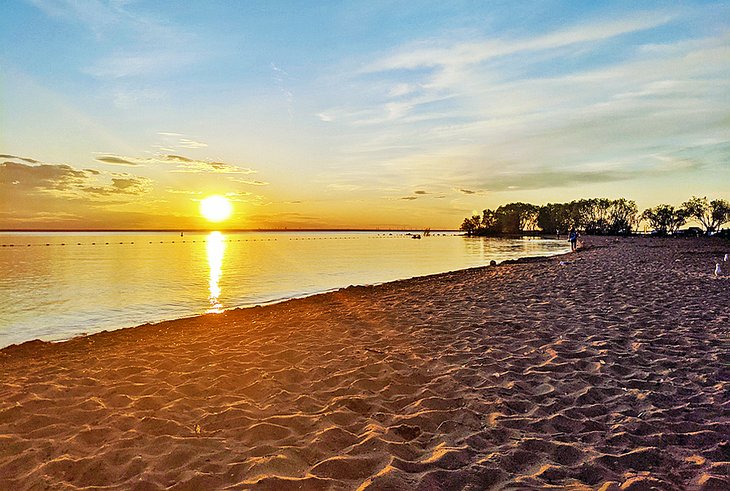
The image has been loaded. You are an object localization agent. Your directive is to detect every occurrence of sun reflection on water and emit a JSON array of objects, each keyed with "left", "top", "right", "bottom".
[{"left": 206, "top": 231, "right": 225, "bottom": 313}]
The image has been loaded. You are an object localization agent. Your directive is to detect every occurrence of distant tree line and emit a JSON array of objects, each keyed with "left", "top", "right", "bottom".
[{"left": 460, "top": 196, "right": 730, "bottom": 237}]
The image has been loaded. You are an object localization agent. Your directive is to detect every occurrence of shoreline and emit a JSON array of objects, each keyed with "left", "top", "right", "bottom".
[
  {"left": 0, "top": 241, "right": 570, "bottom": 350},
  {"left": 1, "top": 236, "right": 728, "bottom": 489},
  {"left": 0, "top": 252, "right": 565, "bottom": 351}
]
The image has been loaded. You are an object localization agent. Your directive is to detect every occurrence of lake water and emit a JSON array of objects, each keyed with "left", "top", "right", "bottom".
[{"left": 0, "top": 231, "right": 569, "bottom": 347}]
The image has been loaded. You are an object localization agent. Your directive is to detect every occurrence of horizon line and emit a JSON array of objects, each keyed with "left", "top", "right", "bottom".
[{"left": 0, "top": 228, "right": 461, "bottom": 233}]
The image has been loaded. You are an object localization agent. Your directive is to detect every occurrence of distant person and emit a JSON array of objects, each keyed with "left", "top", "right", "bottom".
[{"left": 569, "top": 228, "right": 579, "bottom": 252}]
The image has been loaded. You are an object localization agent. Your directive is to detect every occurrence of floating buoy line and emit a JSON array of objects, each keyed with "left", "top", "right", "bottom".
[{"left": 0, "top": 234, "right": 450, "bottom": 248}]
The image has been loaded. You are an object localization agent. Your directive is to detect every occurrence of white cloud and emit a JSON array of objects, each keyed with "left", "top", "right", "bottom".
[
  {"left": 388, "top": 83, "right": 418, "bottom": 97},
  {"left": 154, "top": 133, "right": 209, "bottom": 151},
  {"left": 178, "top": 138, "right": 208, "bottom": 149},
  {"left": 165, "top": 188, "right": 202, "bottom": 195}
]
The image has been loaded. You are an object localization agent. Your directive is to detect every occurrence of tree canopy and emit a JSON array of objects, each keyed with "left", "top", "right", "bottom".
[
  {"left": 681, "top": 196, "right": 730, "bottom": 233},
  {"left": 641, "top": 205, "right": 687, "bottom": 236}
]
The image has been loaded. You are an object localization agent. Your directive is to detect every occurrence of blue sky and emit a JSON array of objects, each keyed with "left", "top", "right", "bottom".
[{"left": 1, "top": 0, "right": 728, "bottom": 229}]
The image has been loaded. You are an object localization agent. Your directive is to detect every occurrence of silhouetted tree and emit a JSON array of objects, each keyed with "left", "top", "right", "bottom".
[
  {"left": 710, "top": 199, "right": 730, "bottom": 231},
  {"left": 481, "top": 209, "right": 500, "bottom": 234},
  {"left": 642, "top": 204, "right": 687, "bottom": 235},
  {"left": 537, "top": 203, "right": 572, "bottom": 234},
  {"left": 681, "top": 196, "right": 730, "bottom": 233},
  {"left": 607, "top": 198, "right": 638, "bottom": 235},
  {"left": 496, "top": 202, "right": 539, "bottom": 234},
  {"left": 460, "top": 215, "right": 482, "bottom": 236},
  {"left": 573, "top": 198, "right": 612, "bottom": 234}
]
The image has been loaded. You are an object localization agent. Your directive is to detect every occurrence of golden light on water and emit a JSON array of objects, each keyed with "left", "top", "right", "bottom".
[
  {"left": 200, "top": 195, "right": 233, "bottom": 222},
  {"left": 206, "top": 231, "right": 225, "bottom": 313}
]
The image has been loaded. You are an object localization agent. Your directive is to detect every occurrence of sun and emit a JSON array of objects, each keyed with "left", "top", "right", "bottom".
[{"left": 200, "top": 195, "right": 233, "bottom": 222}]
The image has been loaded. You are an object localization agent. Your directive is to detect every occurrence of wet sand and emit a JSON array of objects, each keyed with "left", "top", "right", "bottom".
[{"left": 1, "top": 236, "right": 728, "bottom": 490}]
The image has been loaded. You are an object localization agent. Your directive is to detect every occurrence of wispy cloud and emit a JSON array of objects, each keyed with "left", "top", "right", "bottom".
[
  {"left": 225, "top": 191, "right": 252, "bottom": 198},
  {"left": 95, "top": 153, "right": 256, "bottom": 174},
  {"left": 230, "top": 178, "right": 269, "bottom": 186},
  {"left": 363, "top": 14, "right": 673, "bottom": 74},
  {"left": 165, "top": 188, "right": 203, "bottom": 195},
  {"left": 0, "top": 154, "right": 39, "bottom": 164},
  {"left": 351, "top": 12, "right": 676, "bottom": 131},
  {"left": 87, "top": 52, "right": 198, "bottom": 80},
  {"left": 389, "top": 83, "right": 419, "bottom": 97},
  {"left": 178, "top": 138, "right": 208, "bottom": 149},
  {"left": 28, "top": 0, "right": 125, "bottom": 34},
  {"left": 316, "top": 12, "right": 729, "bottom": 199},
  {"left": 95, "top": 155, "right": 142, "bottom": 166},
  {"left": 172, "top": 161, "right": 255, "bottom": 174},
  {"left": 154, "top": 133, "right": 209, "bottom": 151},
  {"left": 271, "top": 62, "right": 294, "bottom": 119}
]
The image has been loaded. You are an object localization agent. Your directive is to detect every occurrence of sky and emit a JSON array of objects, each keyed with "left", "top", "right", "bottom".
[{"left": 1, "top": 0, "right": 728, "bottom": 230}]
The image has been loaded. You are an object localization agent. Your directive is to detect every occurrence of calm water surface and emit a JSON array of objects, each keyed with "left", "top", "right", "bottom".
[{"left": 0, "top": 231, "right": 568, "bottom": 347}]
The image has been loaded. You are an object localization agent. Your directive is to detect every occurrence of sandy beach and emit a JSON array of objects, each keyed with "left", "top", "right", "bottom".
[{"left": 1, "top": 236, "right": 728, "bottom": 490}]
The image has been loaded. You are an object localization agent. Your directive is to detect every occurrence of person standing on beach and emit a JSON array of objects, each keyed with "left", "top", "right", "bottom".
[{"left": 569, "top": 228, "right": 579, "bottom": 251}]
